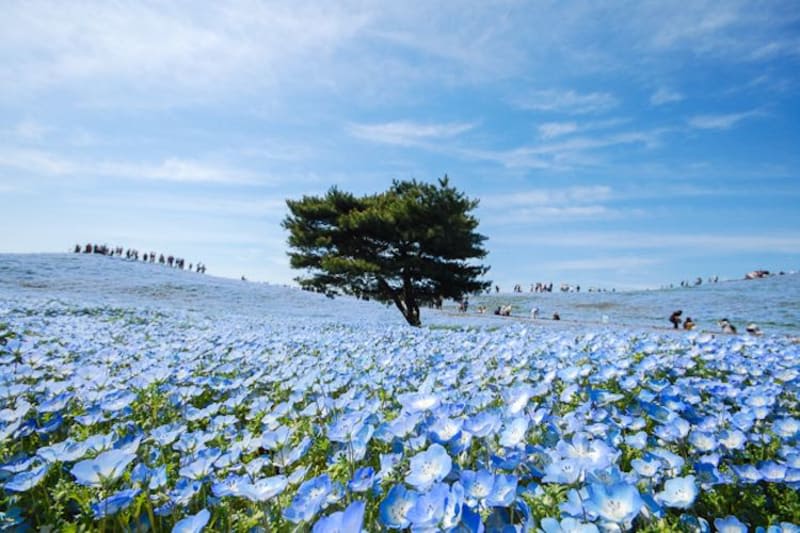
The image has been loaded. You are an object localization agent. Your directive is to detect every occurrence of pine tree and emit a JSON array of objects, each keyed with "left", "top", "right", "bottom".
[{"left": 282, "top": 177, "right": 491, "bottom": 326}]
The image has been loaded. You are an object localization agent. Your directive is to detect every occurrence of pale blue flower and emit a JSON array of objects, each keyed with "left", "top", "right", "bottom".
[
  {"left": 4, "top": 464, "right": 49, "bottom": 492},
  {"left": 92, "top": 488, "right": 141, "bottom": 519},
  {"left": 405, "top": 443, "right": 452, "bottom": 491},
  {"left": 714, "top": 515, "right": 748, "bottom": 533},
  {"left": 655, "top": 476, "right": 697, "bottom": 509},
  {"left": 313, "top": 500, "right": 365, "bottom": 533},
  {"left": 584, "top": 482, "right": 642, "bottom": 524},
  {"left": 379, "top": 484, "right": 418, "bottom": 529},
  {"left": 172, "top": 508, "right": 210, "bottom": 533},
  {"left": 283, "top": 474, "right": 336, "bottom": 524},
  {"left": 71, "top": 449, "right": 136, "bottom": 487}
]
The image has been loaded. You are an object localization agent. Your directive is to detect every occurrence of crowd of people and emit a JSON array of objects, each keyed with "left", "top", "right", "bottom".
[
  {"left": 669, "top": 310, "right": 762, "bottom": 336},
  {"left": 72, "top": 243, "right": 207, "bottom": 274}
]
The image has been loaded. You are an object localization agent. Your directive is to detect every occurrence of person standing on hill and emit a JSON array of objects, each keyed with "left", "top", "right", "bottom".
[{"left": 669, "top": 310, "right": 682, "bottom": 329}]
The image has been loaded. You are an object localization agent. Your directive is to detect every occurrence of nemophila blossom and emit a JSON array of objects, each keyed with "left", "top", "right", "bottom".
[
  {"left": 655, "top": 476, "right": 698, "bottom": 509},
  {"left": 499, "top": 416, "right": 529, "bottom": 448},
  {"left": 714, "top": 515, "right": 748, "bottom": 533},
  {"left": 37, "top": 438, "right": 89, "bottom": 463},
  {"left": 71, "top": 449, "right": 136, "bottom": 487},
  {"left": 170, "top": 477, "right": 203, "bottom": 506},
  {"left": 172, "top": 508, "right": 210, "bottom": 533},
  {"left": 399, "top": 392, "right": 440, "bottom": 413},
  {"left": 91, "top": 488, "right": 140, "bottom": 519},
  {"left": 406, "top": 443, "right": 452, "bottom": 491},
  {"left": 243, "top": 475, "right": 288, "bottom": 502},
  {"left": 540, "top": 517, "right": 600, "bottom": 533},
  {"left": 463, "top": 410, "right": 500, "bottom": 438},
  {"left": 313, "top": 500, "right": 366, "bottom": 533},
  {"left": 759, "top": 461, "right": 788, "bottom": 482},
  {"left": 584, "top": 482, "right": 643, "bottom": 525},
  {"left": 631, "top": 456, "right": 661, "bottom": 478},
  {"left": 407, "top": 482, "right": 448, "bottom": 529},
  {"left": 774, "top": 418, "right": 800, "bottom": 439},
  {"left": 151, "top": 423, "right": 185, "bottom": 447},
  {"left": 719, "top": 429, "right": 747, "bottom": 451},
  {"left": 486, "top": 474, "right": 518, "bottom": 507},
  {"left": 179, "top": 447, "right": 221, "bottom": 480},
  {"left": 732, "top": 463, "right": 763, "bottom": 484},
  {"left": 428, "top": 416, "right": 462, "bottom": 444},
  {"left": 679, "top": 513, "right": 710, "bottom": 532},
  {"left": 503, "top": 384, "right": 534, "bottom": 414},
  {"left": 273, "top": 436, "right": 311, "bottom": 468},
  {"left": 283, "top": 474, "right": 339, "bottom": 524},
  {"left": 379, "top": 484, "right": 418, "bottom": 529},
  {"left": 688, "top": 431, "right": 717, "bottom": 453},
  {"left": 4, "top": 464, "right": 49, "bottom": 492},
  {"left": 461, "top": 469, "right": 494, "bottom": 506},
  {"left": 348, "top": 466, "right": 375, "bottom": 493}
]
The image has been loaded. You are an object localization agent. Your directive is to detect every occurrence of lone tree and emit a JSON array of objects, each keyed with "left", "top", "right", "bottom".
[{"left": 283, "top": 177, "right": 491, "bottom": 326}]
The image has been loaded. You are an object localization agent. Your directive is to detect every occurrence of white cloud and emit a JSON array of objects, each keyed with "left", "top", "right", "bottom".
[
  {"left": 688, "top": 110, "right": 761, "bottom": 130},
  {"left": 538, "top": 121, "right": 578, "bottom": 139},
  {"left": 348, "top": 121, "right": 475, "bottom": 146},
  {"left": 650, "top": 87, "right": 684, "bottom": 105},
  {"left": 481, "top": 185, "right": 612, "bottom": 209},
  {"left": 0, "top": 148, "right": 262, "bottom": 184},
  {"left": 496, "top": 231, "right": 800, "bottom": 254},
  {"left": 513, "top": 89, "right": 618, "bottom": 115}
]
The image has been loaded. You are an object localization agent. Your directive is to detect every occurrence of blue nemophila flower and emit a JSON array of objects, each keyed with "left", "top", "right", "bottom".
[
  {"left": 179, "top": 447, "right": 221, "bottom": 480},
  {"left": 463, "top": 410, "right": 500, "bottom": 438},
  {"left": 631, "top": 456, "right": 661, "bottom": 478},
  {"left": 313, "top": 500, "right": 366, "bottom": 533},
  {"left": 91, "top": 487, "right": 141, "bottom": 519},
  {"left": 71, "top": 449, "right": 136, "bottom": 487},
  {"left": 406, "top": 443, "right": 452, "bottom": 491},
  {"left": 4, "top": 464, "right": 49, "bottom": 492},
  {"left": 407, "top": 482, "right": 448, "bottom": 530},
  {"left": 655, "top": 475, "right": 698, "bottom": 509},
  {"left": 759, "top": 461, "right": 788, "bottom": 482},
  {"left": 583, "top": 482, "right": 643, "bottom": 525},
  {"left": 172, "top": 508, "right": 210, "bottom": 533},
  {"left": 283, "top": 474, "right": 338, "bottom": 524},
  {"left": 428, "top": 416, "right": 462, "bottom": 444},
  {"left": 540, "top": 517, "right": 600, "bottom": 533},
  {"left": 718, "top": 429, "right": 747, "bottom": 451},
  {"left": 273, "top": 436, "right": 311, "bottom": 469},
  {"left": 151, "top": 423, "right": 185, "bottom": 447},
  {"left": 348, "top": 466, "right": 375, "bottom": 493},
  {"left": 679, "top": 513, "right": 710, "bottom": 532},
  {"left": 461, "top": 469, "right": 494, "bottom": 507},
  {"left": 399, "top": 392, "right": 440, "bottom": 413},
  {"left": 714, "top": 515, "right": 748, "bottom": 533},
  {"left": 261, "top": 425, "right": 293, "bottom": 450},
  {"left": 379, "top": 484, "right": 418, "bottom": 529},
  {"left": 243, "top": 475, "right": 288, "bottom": 502},
  {"left": 486, "top": 473, "right": 517, "bottom": 507},
  {"left": 774, "top": 418, "right": 800, "bottom": 439},
  {"left": 732, "top": 463, "right": 763, "bottom": 484},
  {"left": 37, "top": 438, "right": 89, "bottom": 463},
  {"left": 499, "top": 416, "right": 529, "bottom": 448}
]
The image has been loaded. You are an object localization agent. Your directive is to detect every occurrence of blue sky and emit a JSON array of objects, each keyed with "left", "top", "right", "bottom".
[{"left": 1, "top": 1, "right": 799, "bottom": 290}]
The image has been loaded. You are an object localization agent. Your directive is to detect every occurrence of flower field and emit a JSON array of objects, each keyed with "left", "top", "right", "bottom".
[{"left": 2, "top": 299, "right": 800, "bottom": 533}]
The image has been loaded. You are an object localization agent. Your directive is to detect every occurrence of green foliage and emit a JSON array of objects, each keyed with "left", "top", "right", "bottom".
[{"left": 282, "top": 177, "right": 491, "bottom": 326}]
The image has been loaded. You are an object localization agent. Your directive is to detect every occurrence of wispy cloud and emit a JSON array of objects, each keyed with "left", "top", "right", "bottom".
[
  {"left": 650, "top": 87, "right": 684, "bottom": 105},
  {"left": 688, "top": 109, "right": 761, "bottom": 130},
  {"left": 348, "top": 121, "right": 475, "bottom": 146},
  {"left": 538, "top": 121, "right": 578, "bottom": 139},
  {"left": 0, "top": 148, "right": 261, "bottom": 185},
  {"left": 497, "top": 231, "right": 800, "bottom": 254},
  {"left": 513, "top": 89, "right": 618, "bottom": 115},
  {"left": 481, "top": 185, "right": 612, "bottom": 209}
]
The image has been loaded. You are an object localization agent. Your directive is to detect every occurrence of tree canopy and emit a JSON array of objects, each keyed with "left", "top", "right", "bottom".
[{"left": 282, "top": 177, "right": 491, "bottom": 326}]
